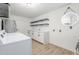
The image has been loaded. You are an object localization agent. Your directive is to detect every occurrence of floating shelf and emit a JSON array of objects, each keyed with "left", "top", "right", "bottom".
[
  {"left": 30, "top": 23, "right": 49, "bottom": 26},
  {"left": 30, "top": 18, "right": 49, "bottom": 23}
]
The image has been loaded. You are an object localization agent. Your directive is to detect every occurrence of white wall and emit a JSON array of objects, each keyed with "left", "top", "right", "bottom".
[
  {"left": 32, "top": 4, "right": 79, "bottom": 52},
  {"left": 9, "top": 5, "right": 32, "bottom": 36},
  {"left": 9, "top": 14, "right": 31, "bottom": 36}
]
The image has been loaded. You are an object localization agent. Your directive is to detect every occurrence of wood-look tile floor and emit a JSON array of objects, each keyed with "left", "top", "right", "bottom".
[{"left": 32, "top": 40, "right": 74, "bottom": 55}]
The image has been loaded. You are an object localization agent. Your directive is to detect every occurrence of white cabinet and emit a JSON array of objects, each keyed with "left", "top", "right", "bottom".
[
  {"left": 0, "top": 3, "right": 9, "bottom": 18},
  {"left": 34, "top": 32, "right": 38, "bottom": 40},
  {"left": 44, "top": 32, "right": 49, "bottom": 44},
  {"left": 38, "top": 32, "right": 44, "bottom": 43},
  {"left": 32, "top": 31, "right": 49, "bottom": 44},
  {"left": 30, "top": 18, "right": 49, "bottom": 44}
]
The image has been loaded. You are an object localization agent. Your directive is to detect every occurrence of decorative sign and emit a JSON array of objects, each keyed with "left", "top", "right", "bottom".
[{"left": 61, "top": 7, "right": 79, "bottom": 26}]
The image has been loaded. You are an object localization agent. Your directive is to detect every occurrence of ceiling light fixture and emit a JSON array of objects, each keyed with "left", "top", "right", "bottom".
[{"left": 26, "top": 3, "right": 39, "bottom": 7}]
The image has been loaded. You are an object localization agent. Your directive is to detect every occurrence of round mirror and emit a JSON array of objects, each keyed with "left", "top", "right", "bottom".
[{"left": 61, "top": 11, "right": 79, "bottom": 26}]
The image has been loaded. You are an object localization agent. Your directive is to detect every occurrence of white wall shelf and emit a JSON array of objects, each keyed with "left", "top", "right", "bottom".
[
  {"left": 30, "top": 18, "right": 49, "bottom": 26},
  {"left": 30, "top": 23, "right": 49, "bottom": 26},
  {"left": 30, "top": 18, "right": 49, "bottom": 24}
]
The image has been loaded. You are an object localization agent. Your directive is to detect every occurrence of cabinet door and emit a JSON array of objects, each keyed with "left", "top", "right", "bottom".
[
  {"left": 31, "top": 32, "right": 34, "bottom": 38},
  {"left": 0, "top": 3, "right": 9, "bottom": 18},
  {"left": 44, "top": 32, "right": 49, "bottom": 44},
  {"left": 32, "top": 32, "right": 36, "bottom": 39},
  {"left": 33, "top": 32, "right": 38, "bottom": 41},
  {"left": 38, "top": 32, "right": 44, "bottom": 43},
  {"left": 3, "top": 8, "right": 9, "bottom": 18},
  {"left": 0, "top": 7, "right": 4, "bottom": 17},
  {"left": 38, "top": 32, "right": 49, "bottom": 44}
]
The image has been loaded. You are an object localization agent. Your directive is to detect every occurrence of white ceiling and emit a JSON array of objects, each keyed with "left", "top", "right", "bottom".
[{"left": 10, "top": 3, "right": 69, "bottom": 18}]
